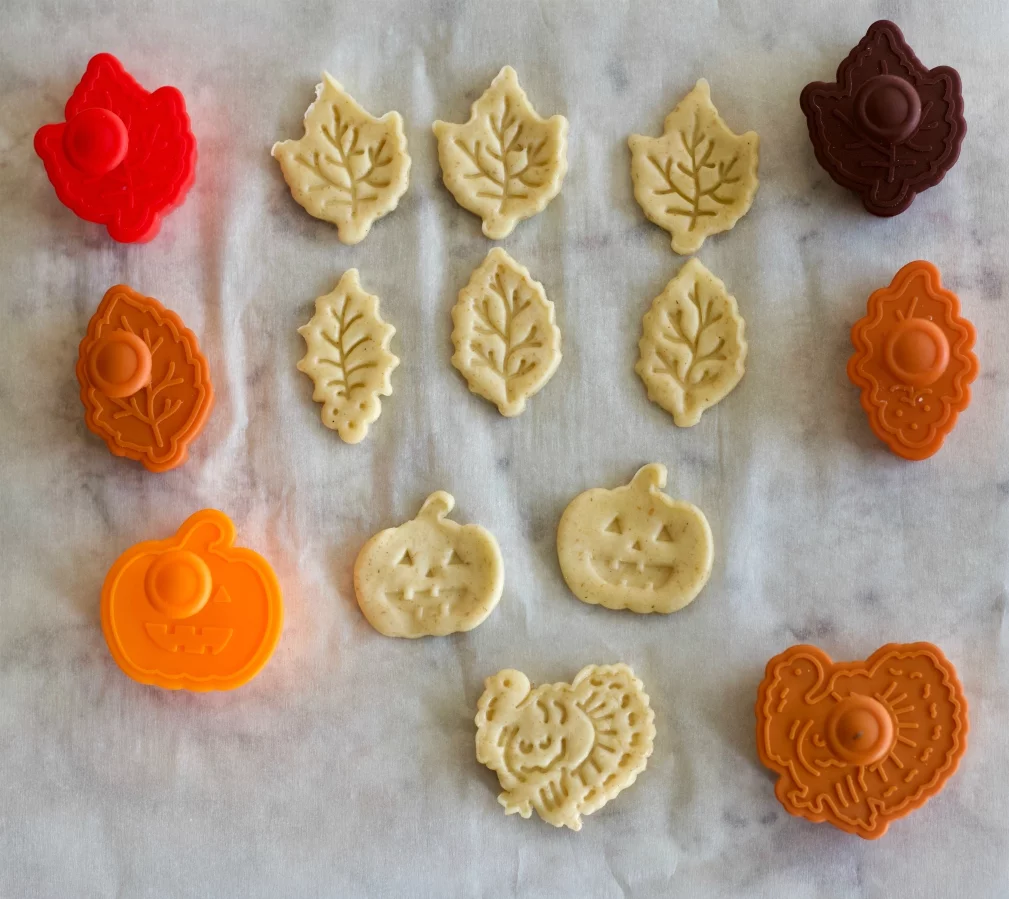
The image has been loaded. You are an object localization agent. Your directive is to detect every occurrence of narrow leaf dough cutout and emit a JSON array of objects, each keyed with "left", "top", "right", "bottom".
[
  {"left": 451, "top": 248, "right": 562, "bottom": 417},
  {"left": 433, "top": 66, "right": 568, "bottom": 239},
  {"left": 354, "top": 492, "right": 503, "bottom": 638},
  {"left": 476, "top": 664, "right": 655, "bottom": 830},
  {"left": 272, "top": 74, "right": 411, "bottom": 244},
  {"left": 636, "top": 258, "right": 747, "bottom": 427},
  {"left": 557, "top": 464, "right": 713, "bottom": 614},
  {"left": 629, "top": 79, "right": 759, "bottom": 255},
  {"left": 297, "top": 269, "right": 398, "bottom": 444}
]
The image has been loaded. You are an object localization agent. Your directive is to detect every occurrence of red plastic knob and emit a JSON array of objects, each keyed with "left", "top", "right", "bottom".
[{"left": 62, "top": 107, "right": 128, "bottom": 176}]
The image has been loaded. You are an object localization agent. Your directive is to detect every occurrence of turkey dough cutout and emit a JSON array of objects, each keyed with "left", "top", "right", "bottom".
[
  {"left": 637, "top": 258, "right": 747, "bottom": 427},
  {"left": 476, "top": 664, "right": 655, "bottom": 831},
  {"left": 451, "top": 248, "right": 561, "bottom": 417},
  {"left": 272, "top": 74, "right": 410, "bottom": 244},
  {"left": 433, "top": 66, "right": 568, "bottom": 239},
  {"left": 629, "top": 79, "right": 759, "bottom": 255},
  {"left": 354, "top": 492, "right": 503, "bottom": 638},
  {"left": 557, "top": 464, "right": 713, "bottom": 614},
  {"left": 297, "top": 269, "right": 399, "bottom": 444}
]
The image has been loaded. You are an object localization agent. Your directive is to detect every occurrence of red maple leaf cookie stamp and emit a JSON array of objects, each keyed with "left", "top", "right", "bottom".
[
  {"left": 77, "top": 284, "right": 213, "bottom": 472},
  {"left": 756, "top": 642, "right": 968, "bottom": 839},
  {"left": 800, "top": 21, "right": 965, "bottom": 216},
  {"left": 34, "top": 54, "right": 197, "bottom": 243},
  {"left": 848, "top": 260, "right": 977, "bottom": 460}
]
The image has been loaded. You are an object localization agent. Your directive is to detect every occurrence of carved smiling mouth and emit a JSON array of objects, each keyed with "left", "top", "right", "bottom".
[
  {"left": 145, "top": 624, "right": 233, "bottom": 655},
  {"left": 589, "top": 557, "right": 674, "bottom": 590}
]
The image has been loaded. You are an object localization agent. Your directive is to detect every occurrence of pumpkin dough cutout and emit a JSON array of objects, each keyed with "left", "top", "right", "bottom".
[
  {"left": 557, "top": 464, "right": 713, "bottom": 614},
  {"left": 628, "top": 78, "right": 759, "bottom": 255},
  {"left": 433, "top": 66, "right": 568, "bottom": 239},
  {"left": 272, "top": 74, "right": 411, "bottom": 244},
  {"left": 475, "top": 663, "right": 655, "bottom": 830},
  {"left": 354, "top": 492, "right": 503, "bottom": 638}
]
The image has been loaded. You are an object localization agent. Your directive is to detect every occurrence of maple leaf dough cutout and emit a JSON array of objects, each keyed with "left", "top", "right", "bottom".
[
  {"left": 475, "top": 664, "right": 656, "bottom": 831},
  {"left": 297, "top": 269, "right": 399, "bottom": 444},
  {"left": 629, "top": 79, "right": 759, "bottom": 255},
  {"left": 272, "top": 74, "right": 411, "bottom": 244},
  {"left": 636, "top": 258, "right": 747, "bottom": 427},
  {"left": 433, "top": 66, "right": 568, "bottom": 239},
  {"left": 353, "top": 492, "right": 504, "bottom": 638},
  {"left": 451, "top": 248, "right": 562, "bottom": 417}
]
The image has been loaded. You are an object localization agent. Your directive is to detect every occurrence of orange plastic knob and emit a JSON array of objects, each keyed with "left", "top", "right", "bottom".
[
  {"left": 62, "top": 107, "right": 129, "bottom": 176},
  {"left": 756, "top": 642, "right": 968, "bottom": 839},
  {"left": 101, "top": 510, "right": 284, "bottom": 691},
  {"left": 76, "top": 284, "right": 213, "bottom": 473},
  {"left": 848, "top": 261, "right": 978, "bottom": 460},
  {"left": 87, "top": 330, "right": 152, "bottom": 397}
]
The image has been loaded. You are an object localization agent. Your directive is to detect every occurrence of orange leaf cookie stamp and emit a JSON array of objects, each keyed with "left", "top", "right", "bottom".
[
  {"left": 756, "top": 642, "right": 968, "bottom": 839},
  {"left": 476, "top": 664, "right": 655, "bottom": 830},
  {"left": 848, "top": 261, "right": 978, "bottom": 460},
  {"left": 101, "top": 510, "right": 284, "bottom": 691},
  {"left": 77, "top": 284, "right": 213, "bottom": 472}
]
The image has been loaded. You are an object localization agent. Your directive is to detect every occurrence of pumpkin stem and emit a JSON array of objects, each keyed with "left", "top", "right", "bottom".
[
  {"left": 418, "top": 491, "right": 455, "bottom": 520},
  {"left": 630, "top": 463, "right": 667, "bottom": 492}
]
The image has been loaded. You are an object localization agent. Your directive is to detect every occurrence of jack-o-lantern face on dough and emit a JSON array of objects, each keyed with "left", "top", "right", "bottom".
[
  {"left": 556, "top": 464, "right": 713, "bottom": 614},
  {"left": 353, "top": 492, "right": 504, "bottom": 638}
]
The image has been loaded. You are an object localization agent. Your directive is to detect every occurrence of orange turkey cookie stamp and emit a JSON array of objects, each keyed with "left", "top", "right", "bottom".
[
  {"left": 756, "top": 642, "right": 968, "bottom": 839},
  {"left": 848, "top": 261, "right": 977, "bottom": 460},
  {"left": 77, "top": 284, "right": 213, "bottom": 472},
  {"left": 101, "top": 510, "right": 284, "bottom": 691}
]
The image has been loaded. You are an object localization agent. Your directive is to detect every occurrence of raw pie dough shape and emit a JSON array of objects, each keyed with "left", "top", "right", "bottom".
[
  {"left": 557, "top": 464, "right": 713, "bottom": 614},
  {"left": 433, "top": 66, "right": 568, "bottom": 239},
  {"left": 451, "top": 247, "right": 561, "bottom": 417},
  {"left": 297, "top": 269, "right": 399, "bottom": 444},
  {"left": 476, "top": 664, "right": 655, "bottom": 831},
  {"left": 272, "top": 74, "right": 411, "bottom": 244},
  {"left": 636, "top": 258, "right": 747, "bottom": 427},
  {"left": 354, "top": 492, "right": 503, "bottom": 638},
  {"left": 629, "top": 79, "right": 759, "bottom": 255}
]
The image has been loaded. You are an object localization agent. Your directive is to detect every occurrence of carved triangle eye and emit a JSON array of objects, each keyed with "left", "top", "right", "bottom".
[
  {"left": 604, "top": 517, "right": 623, "bottom": 535},
  {"left": 447, "top": 549, "right": 465, "bottom": 566},
  {"left": 212, "top": 586, "right": 232, "bottom": 603},
  {"left": 655, "top": 525, "right": 675, "bottom": 543},
  {"left": 396, "top": 550, "right": 414, "bottom": 566}
]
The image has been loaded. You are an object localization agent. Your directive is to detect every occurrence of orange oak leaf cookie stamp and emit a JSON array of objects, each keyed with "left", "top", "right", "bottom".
[
  {"left": 354, "top": 492, "right": 503, "bottom": 638},
  {"left": 77, "top": 284, "right": 213, "bottom": 473},
  {"left": 756, "top": 642, "right": 968, "bottom": 839},
  {"left": 433, "top": 66, "right": 568, "bottom": 239},
  {"left": 848, "top": 260, "right": 977, "bottom": 460},
  {"left": 476, "top": 664, "right": 655, "bottom": 830},
  {"left": 101, "top": 510, "right": 284, "bottom": 691},
  {"left": 272, "top": 74, "right": 410, "bottom": 244},
  {"left": 451, "top": 248, "right": 561, "bottom": 417},
  {"left": 557, "top": 464, "right": 713, "bottom": 614},
  {"left": 629, "top": 79, "right": 759, "bottom": 255},
  {"left": 636, "top": 258, "right": 747, "bottom": 426},
  {"left": 297, "top": 269, "right": 399, "bottom": 444}
]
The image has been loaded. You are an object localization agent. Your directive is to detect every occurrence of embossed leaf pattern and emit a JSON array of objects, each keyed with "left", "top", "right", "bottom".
[
  {"left": 433, "top": 66, "right": 568, "bottom": 239},
  {"left": 297, "top": 270, "right": 399, "bottom": 444},
  {"left": 272, "top": 74, "right": 411, "bottom": 244},
  {"left": 451, "top": 248, "right": 562, "bottom": 417},
  {"left": 636, "top": 258, "right": 747, "bottom": 427},
  {"left": 629, "top": 79, "right": 759, "bottom": 255}
]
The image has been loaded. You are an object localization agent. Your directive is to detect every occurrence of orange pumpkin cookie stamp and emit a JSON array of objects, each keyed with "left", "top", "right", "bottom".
[
  {"left": 77, "top": 284, "right": 213, "bottom": 472},
  {"left": 101, "top": 510, "right": 284, "bottom": 691},
  {"left": 848, "top": 261, "right": 977, "bottom": 460},
  {"left": 756, "top": 642, "right": 968, "bottom": 839}
]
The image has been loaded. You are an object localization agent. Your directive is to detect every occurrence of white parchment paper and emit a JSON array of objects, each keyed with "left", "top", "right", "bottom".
[{"left": 2, "top": 1, "right": 1008, "bottom": 896}]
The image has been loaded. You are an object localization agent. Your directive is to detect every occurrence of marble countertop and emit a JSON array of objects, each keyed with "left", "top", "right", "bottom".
[{"left": 2, "top": 1, "right": 1007, "bottom": 896}]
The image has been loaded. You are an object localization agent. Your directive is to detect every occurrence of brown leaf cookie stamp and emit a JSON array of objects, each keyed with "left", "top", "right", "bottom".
[
  {"left": 77, "top": 284, "right": 213, "bottom": 473},
  {"left": 800, "top": 20, "right": 965, "bottom": 216},
  {"left": 756, "top": 642, "right": 968, "bottom": 839}
]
